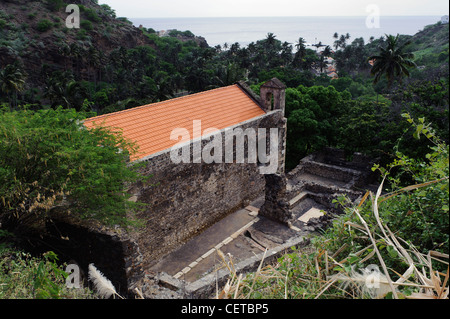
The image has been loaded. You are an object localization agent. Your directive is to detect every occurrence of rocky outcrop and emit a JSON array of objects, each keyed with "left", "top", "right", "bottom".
[{"left": 176, "top": 34, "right": 209, "bottom": 48}]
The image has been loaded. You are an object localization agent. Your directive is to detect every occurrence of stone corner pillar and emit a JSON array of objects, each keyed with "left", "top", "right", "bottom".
[{"left": 258, "top": 173, "right": 293, "bottom": 226}]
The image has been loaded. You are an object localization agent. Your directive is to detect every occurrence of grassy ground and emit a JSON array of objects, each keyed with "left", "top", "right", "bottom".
[
  {"left": 0, "top": 246, "right": 97, "bottom": 299},
  {"left": 216, "top": 185, "right": 449, "bottom": 299}
]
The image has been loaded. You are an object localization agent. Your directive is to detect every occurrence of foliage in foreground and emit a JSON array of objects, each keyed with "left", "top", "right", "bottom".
[
  {"left": 0, "top": 107, "right": 144, "bottom": 230},
  {"left": 217, "top": 116, "right": 449, "bottom": 299},
  {"left": 0, "top": 246, "right": 95, "bottom": 299}
]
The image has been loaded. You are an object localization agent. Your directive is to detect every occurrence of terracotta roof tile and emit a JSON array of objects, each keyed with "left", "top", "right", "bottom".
[{"left": 83, "top": 84, "right": 265, "bottom": 161}]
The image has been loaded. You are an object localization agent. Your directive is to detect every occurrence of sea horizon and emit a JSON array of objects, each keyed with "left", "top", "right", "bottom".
[{"left": 131, "top": 15, "right": 444, "bottom": 47}]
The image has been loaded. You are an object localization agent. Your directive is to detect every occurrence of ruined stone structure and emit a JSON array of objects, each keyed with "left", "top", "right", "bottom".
[
  {"left": 82, "top": 78, "right": 288, "bottom": 289},
  {"left": 39, "top": 79, "right": 378, "bottom": 298},
  {"left": 127, "top": 80, "right": 287, "bottom": 270},
  {"left": 135, "top": 148, "right": 379, "bottom": 299},
  {"left": 131, "top": 111, "right": 287, "bottom": 269},
  {"left": 260, "top": 147, "right": 379, "bottom": 229}
]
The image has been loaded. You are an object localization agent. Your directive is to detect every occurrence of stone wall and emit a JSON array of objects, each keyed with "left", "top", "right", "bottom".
[
  {"left": 259, "top": 148, "right": 378, "bottom": 226},
  {"left": 48, "top": 220, "right": 143, "bottom": 296},
  {"left": 129, "top": 110, "right": 287, "bottom": 269},
  {"left": 258, "top": 174, "right": 292, "bottom": 225},
  {"left": 13, "top": 211, "right": 145, "bottom": 297}
]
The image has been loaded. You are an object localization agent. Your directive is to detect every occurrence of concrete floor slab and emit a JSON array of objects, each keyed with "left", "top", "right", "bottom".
[
  {"left": 298, "top": 207, "right": 325, "bottom": 223},
  {"left": 149, "top": 201, "right": 260, "bottom": 277}
]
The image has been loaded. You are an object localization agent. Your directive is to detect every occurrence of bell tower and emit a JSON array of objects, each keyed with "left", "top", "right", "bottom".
[{"left": 259, "top": 78, "right": 286, "bottom": 115}]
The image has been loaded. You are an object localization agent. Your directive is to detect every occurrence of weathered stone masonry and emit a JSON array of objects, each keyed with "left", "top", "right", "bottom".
[
  {"left": 24, "top": 78, "right": 380, "bottom": 298},
  {"left": 29, "top": 79, "right": 289, "bottom": 296},
  {"left": 130, "top": 106, "right": 287, "bottom": 269},
  {"left": 259, "top": 147, "right": 379, "bottom": 228}
]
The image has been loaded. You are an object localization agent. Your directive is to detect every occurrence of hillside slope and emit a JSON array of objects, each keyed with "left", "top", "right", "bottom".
[
  {"left": 0, "top": 0, "right": 153, "bottom": 86},
  {"left": 1, "top": 1, "right": 448, "bottom": 113},
  {"left": 410, "top": 22, "right": 449, "bottom": 69}
]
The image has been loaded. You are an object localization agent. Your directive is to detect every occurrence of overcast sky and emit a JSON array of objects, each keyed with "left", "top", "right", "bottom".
[{"left": 98, "top": 0, "right": 449, "bottom": 18}]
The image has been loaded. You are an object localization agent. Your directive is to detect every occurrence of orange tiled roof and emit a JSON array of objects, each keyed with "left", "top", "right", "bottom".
[{"left": 83, "top": 84, "right": 265, "bottom": 161}]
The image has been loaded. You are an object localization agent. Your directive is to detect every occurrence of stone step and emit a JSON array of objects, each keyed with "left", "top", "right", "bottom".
[
  {"left": 245, "top": 205, "right": 260, "bottom": 217},
  {"left": 288, "top": 191, "right": 311, "bottom": 209},
  {"left": 298, "top": 207, "right": 325, "bottom": 224}
]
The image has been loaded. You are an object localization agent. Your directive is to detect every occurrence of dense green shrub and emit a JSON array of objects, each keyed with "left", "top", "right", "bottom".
[
  {"left": 377, "top": 114, "right": 449, "bottom": 253},
  {"left": 438, "top": 49, "right": 449, "bottom": 63},
  {"left": 45, "top": 0, "right": 65, "bottom": 12},
  {"left": 0, "top": 107, "right": 144, "bottom": 230},
  {"left": 0, "top": 247, "right": 96, "bottom": 299},
  {"left": 0, "top": 19, "right": 7, "bottom": 30},
  {"left": 76, "top": 28, "right": 88, "bottom": 40},
  {"left": 283, "top": 85, "right": 351, "bottom": 170},
  {"left": 36, "top": 19, "right": 53, "bottom": 32},
  {"left": 84, "top": 8, "right": 102, "bottom": 23},
  {"left": 81, "top": 19, "right": 93, "bottom": 31},
  {"left": 100, "top": 4, "right": 116, "bottom": 18}
]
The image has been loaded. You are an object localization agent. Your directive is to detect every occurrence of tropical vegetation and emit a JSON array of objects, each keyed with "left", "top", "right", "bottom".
[
  {"left": 0, "top": 107, "right": 145, "bottom": 231},
  {"left": 368, "top": 34, "right": 417, "bottom": 88},
  {"left": 0, "top": 0, "right": 448, "bottom": 299}
]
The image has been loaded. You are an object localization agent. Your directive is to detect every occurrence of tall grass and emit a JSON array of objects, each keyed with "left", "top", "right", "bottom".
[
  {"left": 216, "top": 181, "right": 449, "bottom": 299},
  {"left": 0, "top": 248, "right": 97, "bottom": 299}
]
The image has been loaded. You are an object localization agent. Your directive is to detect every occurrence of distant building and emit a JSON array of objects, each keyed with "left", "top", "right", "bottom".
[
  {"left": 441, "top": 15, "right": 449, "bottom": 24},
  {"left": 327, "top": 65, "right": 335, "bottom": 72},
  {"left": 157, "top": 29, "right": 174, "bottom": 37},
  {"left": 327, "top": 72, "right": 338, "bottom": 79}
]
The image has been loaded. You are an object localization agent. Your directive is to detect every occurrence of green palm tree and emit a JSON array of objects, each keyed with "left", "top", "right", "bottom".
[
  {"left": 295, "top": 37, "right": 306, "bottom": 51},
  {"left": 322, "top": 45, "right": 332, "bottom": 57},
  {"left": 0, "top": 63, "right": 27, "bottom": 107},
  {"left": 214, "top": 62, "right": 245, "bottom": 87},
  {"left": 87, "top": 45, "right": 101, "bottom": 85},
  {"left": 368, "top": 34, "right": 416, "bottom": 88},
  {"left": 58, "top": 43, "right": 71, "bottom": 71},
  {"left": 236, "top": 47, "right": 251, "bottom": 69},
  {"left": 312, "top": 41, "right": 325, "bottom": 52},
  {"left": 44, "top": 71, "right": 87, "bottom": 110},
  {"left": 318, "top": 55, "right": 328, "bottom": 73},
  {"left": 69, "top": 42, "right": 85, "bottom": 79},
  {"left": 281, "top": 41, "right": 293, "bottom": 66},
  {"left": 294, "top": 37, "right": 307, "bottom": 69},
  {"left": 333, "top": 39, "right": 340, "bottom": 50},
  {"left": 332, "top": 33, "right": 339, "bottom": 50},
  {"left": 265, "top": 33, "right": 277, "bottom": 47}
]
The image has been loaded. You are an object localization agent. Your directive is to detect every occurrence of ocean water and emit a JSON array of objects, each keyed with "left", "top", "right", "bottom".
[{"left": 131, "top": 16, "right": 441, "bottom": 47}]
